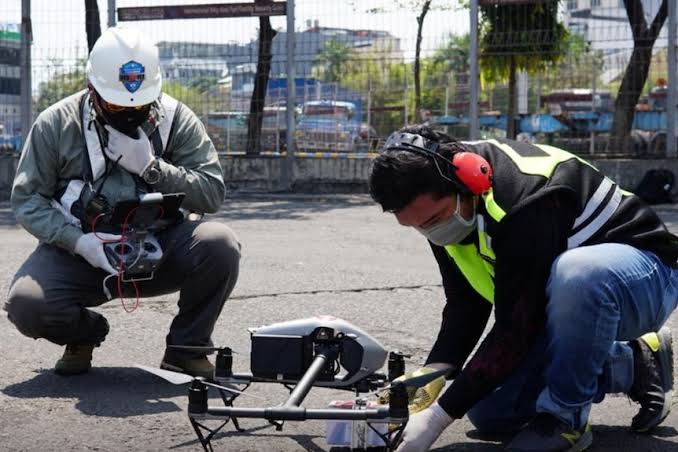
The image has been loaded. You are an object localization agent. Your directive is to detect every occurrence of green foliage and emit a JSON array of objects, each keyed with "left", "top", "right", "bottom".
[
  {"left": 187, "top": 75, "right": 221, "bottom": 94},
  {"left": 162, "top": 81, "right": 207, "bottom": 114},
  {"left": 479, "top": 1, "right": 569, "bottom": 83},
  {"left": 35, "top": 58, "right": 215, "bottom": 119},
  {"left": 433, "top": 33, "right": 470, "bottom": 74},
  {"left": 536, "top": 33, "right": 604, "bottom": 101},
  {"left": 313, "top": 40, "right": 357, "bottom": 82},
  {"left": 36, "top": 59, "right": 87, "bottom": 112},
  {"left": 341, "top": 55, "right": 411, "bottom": 135}
]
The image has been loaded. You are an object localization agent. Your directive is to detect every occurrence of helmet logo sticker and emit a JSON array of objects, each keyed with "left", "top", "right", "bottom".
[{"left": 119, "top": 60, "right": 145, "bottom": 93}]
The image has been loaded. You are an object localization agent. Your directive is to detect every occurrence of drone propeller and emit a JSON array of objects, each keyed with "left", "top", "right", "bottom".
[
  {"left": 396, "top": 368, "right": 449, "bottom": 389},
  {"left": 135, "top": 364, "right": 266, "bottom": 400},
  {"left": 167, "top": 345, "right": 242, "bottom": 354},
  {"left": 370, "top": 368, "right": 450, "bottom": 397},
  {"left": 137, "top": 364, "right": 194, "bottom": 384}
]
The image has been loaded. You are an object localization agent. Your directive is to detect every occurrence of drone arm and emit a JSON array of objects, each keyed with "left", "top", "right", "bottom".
[
  {"left": 199, "top": 405, "right": 393, "bottom": 421},
  {"left": 284, "top": 343, "right": 339, "bottom": 407}
]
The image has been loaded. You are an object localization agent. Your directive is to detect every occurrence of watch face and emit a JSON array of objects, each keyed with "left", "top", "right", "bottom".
[{"left": 144, "top": 166, "right": 161, "bottom": 184}]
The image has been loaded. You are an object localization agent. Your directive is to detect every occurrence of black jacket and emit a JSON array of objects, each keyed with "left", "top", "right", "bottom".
[{"left": 426, "top": 139, "right": 678, "bottom": 418}]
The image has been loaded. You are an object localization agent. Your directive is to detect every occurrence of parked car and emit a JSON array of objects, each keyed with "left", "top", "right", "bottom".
[
  {"left": 204, "top": 111, "right": 248, "bottom": 152},
  {"left": 295, "top": 100, "right": 374, "bottom": 152},
  {"left": 261, "top": 105, "right": 296, "bottom": 152}
]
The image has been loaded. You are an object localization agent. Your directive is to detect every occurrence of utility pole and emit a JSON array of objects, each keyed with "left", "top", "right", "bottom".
[
  {"left": 283, "top": 0, "right": 296, "bottom": 190},
  {"left": 668, "top": 0, "right": 677, "bottom": 158},
  {"left": 469, "top": 0, "right": 480, "bottom": 140},
  {"left": 20, "top": 0, "right": 32, "bottom": 146},
  {"left": 108, "top": 0, "right": 117, "bottom": 27}
]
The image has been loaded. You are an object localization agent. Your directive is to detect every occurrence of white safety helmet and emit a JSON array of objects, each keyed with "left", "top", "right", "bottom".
[{"left": 86, "top": 27, "right": 162, "bottom": 107}]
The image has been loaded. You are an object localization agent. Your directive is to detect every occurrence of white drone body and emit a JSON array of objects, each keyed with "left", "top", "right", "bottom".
[{"left": 247, "top": 316, "right": 389, "bottom": 387}]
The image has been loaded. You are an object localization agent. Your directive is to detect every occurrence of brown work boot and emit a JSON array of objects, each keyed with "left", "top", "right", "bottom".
[
  {"left": 159, "top": 355, "right": 215, "bottom": 380},
  {"left": 54, "top": 344, "right": 95, "bottom": 376}
]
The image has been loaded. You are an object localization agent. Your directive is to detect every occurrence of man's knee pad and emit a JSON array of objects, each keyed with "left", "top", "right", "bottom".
[
  {"left": 195, "top": 222, "right": 241, "bottom": 267},
  {"left": 6, "top": 296, "right": 47, "bottom": 339}
]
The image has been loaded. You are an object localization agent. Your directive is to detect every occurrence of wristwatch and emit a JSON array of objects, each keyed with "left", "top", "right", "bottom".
[{"left": 141, "top": 158, "right": 162, "bottom": 185}]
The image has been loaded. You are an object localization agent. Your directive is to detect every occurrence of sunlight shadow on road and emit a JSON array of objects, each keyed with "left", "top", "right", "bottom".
[{"left": 1, "top": 366, "right": 195, "bottom": 417}]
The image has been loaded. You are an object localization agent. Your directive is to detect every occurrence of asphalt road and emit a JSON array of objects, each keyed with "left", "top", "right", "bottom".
[{"left": 0, "top": 195, "right": 676, "bottom": 452}]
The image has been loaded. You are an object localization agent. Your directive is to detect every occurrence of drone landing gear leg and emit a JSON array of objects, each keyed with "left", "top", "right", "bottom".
[
  {"left": 367, "top": 422, "right": 408, "bottom": 452},
  {"left": 268, "top": 419, "right": 284, "bottom": 431},
  {"left": 189, "top": 416, "right": 229, "bottom": 452},
  {"left": 216, "top": 387, "right": 245, "bottom": 432}
]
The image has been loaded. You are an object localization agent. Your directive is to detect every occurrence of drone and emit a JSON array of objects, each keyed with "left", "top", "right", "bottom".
[{"left": 137, "top": 316, "right": 448, "bottom": 451}]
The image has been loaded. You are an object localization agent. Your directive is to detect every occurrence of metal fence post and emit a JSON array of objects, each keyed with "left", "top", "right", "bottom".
[
  {"left": 283, "top": 0, "right": 296, "bottom": 190},
  {"left": 469, "top": 0, "right": 479, "bottom": 140},
  {"left": 20, "top": 0, "right": 32, "bottom": 147},
  {"left": 108, "top": 0, "right": 116, "bottom": 27},
  {"left": 668, "top": 0, "right": 677, "bottom": 158}
]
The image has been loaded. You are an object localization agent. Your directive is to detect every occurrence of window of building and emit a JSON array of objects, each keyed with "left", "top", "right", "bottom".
[
  {"left": 591, "top": 0, "right": 601, "bottom": 7},
  {"left": 567, "top": 0, "right": 578, "bottom": 10}
]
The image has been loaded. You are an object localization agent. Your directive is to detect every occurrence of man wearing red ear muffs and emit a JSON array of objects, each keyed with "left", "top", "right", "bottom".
[{"left": 369, "top": 124, "right": 678, "bottom": 452}]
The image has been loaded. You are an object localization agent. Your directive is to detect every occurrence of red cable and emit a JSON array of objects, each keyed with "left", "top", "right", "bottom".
[
  {"left": 114, "top": 204, "right": 165, "bottom": 313},
  {"left": 91, "top": 203, "right": 165, "bottom": 314},
  {"left": 117, "top": 206, "right": 140, "bottom": 313}
]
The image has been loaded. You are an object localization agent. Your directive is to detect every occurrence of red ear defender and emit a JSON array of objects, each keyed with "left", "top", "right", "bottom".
[{"left": 451, "top": 152, "right": 493, "bottom": 195}]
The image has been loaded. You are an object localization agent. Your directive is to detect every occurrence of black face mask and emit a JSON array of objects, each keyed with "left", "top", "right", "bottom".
[{"left": 98, "top": 106, "right": 151, "bottom": 138}]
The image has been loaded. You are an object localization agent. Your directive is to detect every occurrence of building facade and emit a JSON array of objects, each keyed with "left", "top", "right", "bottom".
[{"left": 0, "top": 23, "right": 20, "bottom": 138}]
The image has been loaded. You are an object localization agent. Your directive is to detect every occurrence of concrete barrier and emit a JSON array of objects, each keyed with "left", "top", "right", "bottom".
[
  {"left": 2, "top": 153, "right": 678, "bottom": 198},
  {"left": 220, "top": 154, "right": 678, "bottom": 194}
]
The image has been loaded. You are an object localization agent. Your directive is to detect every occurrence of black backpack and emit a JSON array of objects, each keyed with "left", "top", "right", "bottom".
[{"left": 635, "top": 169, "right": 675, "bottom": 205}]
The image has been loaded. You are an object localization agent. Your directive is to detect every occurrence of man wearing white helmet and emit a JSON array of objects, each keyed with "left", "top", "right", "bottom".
[{"left": 5, "top": 27, "right": 240, "bottom": 378}]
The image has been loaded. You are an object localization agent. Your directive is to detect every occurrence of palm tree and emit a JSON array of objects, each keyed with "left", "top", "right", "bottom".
[{"left": 313, "top": 40, "right": 355, "bottom": 82}]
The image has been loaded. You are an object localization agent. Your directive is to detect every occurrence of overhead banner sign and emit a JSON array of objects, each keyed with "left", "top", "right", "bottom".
[
  {"left": 118, "top": 2, "right": 287, "bottom": 21},
  {"left": 479, "top": 0, "right": 549, "bottom": 5}
]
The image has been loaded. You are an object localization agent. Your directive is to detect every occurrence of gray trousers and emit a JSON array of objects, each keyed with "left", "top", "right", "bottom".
[{"left": 4, "top": 220, "right": 240, "bottom": 359}]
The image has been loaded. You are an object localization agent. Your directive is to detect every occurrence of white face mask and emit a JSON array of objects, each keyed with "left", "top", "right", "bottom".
[{"left": 415, "top": 194, "right": 477, "bottom": 246}]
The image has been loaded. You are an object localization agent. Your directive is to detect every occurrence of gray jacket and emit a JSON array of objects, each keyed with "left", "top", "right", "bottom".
[{"left": 11, "top": 90, "right": 225, "bottom": 252}]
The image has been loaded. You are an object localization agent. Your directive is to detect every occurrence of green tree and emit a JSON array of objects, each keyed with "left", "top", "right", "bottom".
[
  {"left": 351, "top": 0, "right": 451, "bottom": 121},
  {"left": 532, "top": 33, "right": 603, "bottom": 111},
  {"left": 313, "top": 40, "right": 356, "bottom": 82},
  {"left": 36, "top": 60, "right": 86, "bottom": 112},
  {"left": 433, "top": 33, "right": 470, "bottom": 75},
  {"left": 188, "top": 75, "right": 221, "bottom": 93},
  {"left": 480, "top": 1, "right": 568, "bottom": 138},
  {"left": 162, "top": 81, "right": 205, "bottom": 115},
  {"left": 342, "top": 54, "right": 411, "bottom": 135}
]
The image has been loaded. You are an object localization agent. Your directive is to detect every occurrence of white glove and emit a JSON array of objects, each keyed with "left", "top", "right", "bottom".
[
  {"left": 74, "top": 232, "right": 122, "bottom": 275},
  {"left": 396, "top": 402, "right": 454, "bottom": 452},
  {"left": 104, "top": 125, "right": 155, "bottom": 176}
]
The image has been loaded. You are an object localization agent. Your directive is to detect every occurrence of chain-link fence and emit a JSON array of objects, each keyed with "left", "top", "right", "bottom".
[{"left": 0, "top": 0, "right": 675, "bottom": 157}]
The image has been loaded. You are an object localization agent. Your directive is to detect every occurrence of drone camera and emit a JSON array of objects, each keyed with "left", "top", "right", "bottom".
[
  {"left": 250, "top": 327, "right": 347, "bottom": 382},
  {"left": 246, "top": 318, "right": 389, "bottom": 389},
  {"left": 250, "top": 334, "right": 313, "bottom": 381}
]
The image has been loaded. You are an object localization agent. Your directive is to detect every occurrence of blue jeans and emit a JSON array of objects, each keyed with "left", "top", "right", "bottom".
[{"left": 467, "top": 243, "right": 678, "bottom": 432}]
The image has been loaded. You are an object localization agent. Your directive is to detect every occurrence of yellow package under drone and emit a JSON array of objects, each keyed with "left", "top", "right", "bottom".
[{"left": 378, "top": 367, "right": 446, "bottom": 414}]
